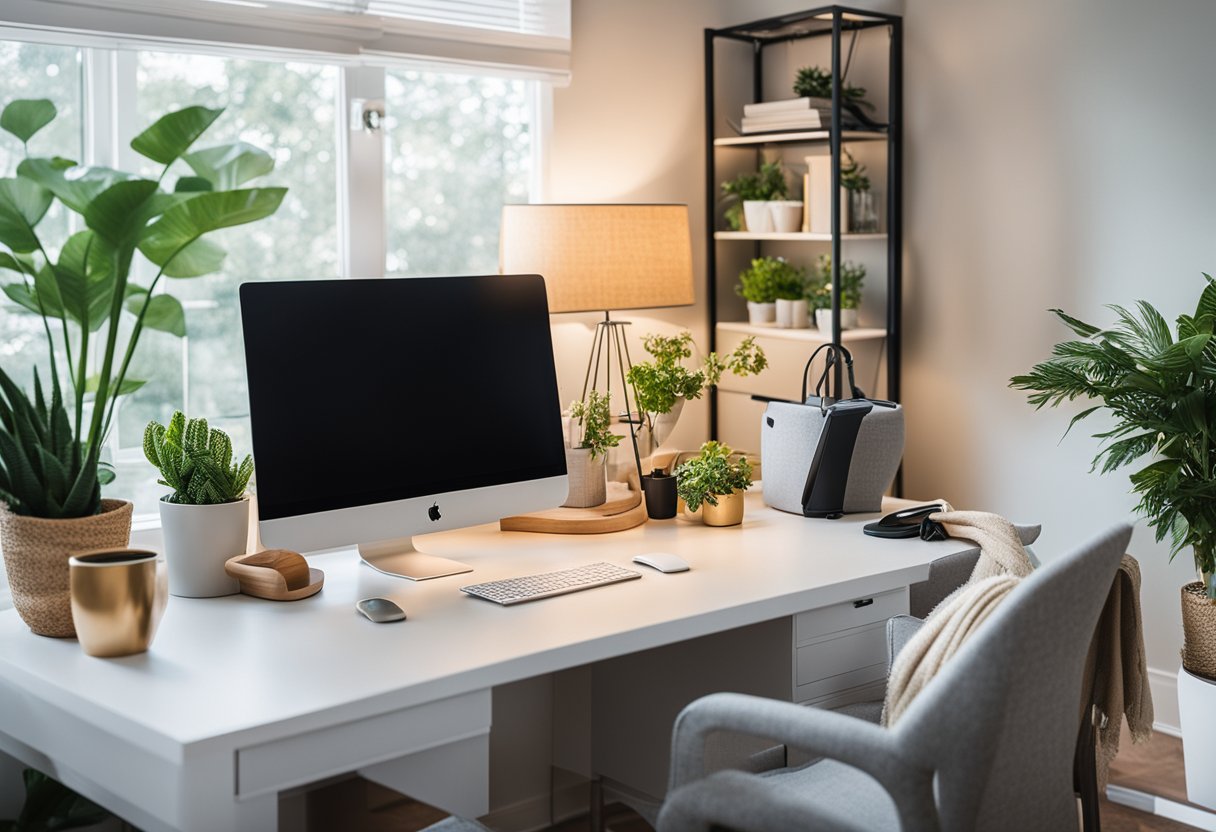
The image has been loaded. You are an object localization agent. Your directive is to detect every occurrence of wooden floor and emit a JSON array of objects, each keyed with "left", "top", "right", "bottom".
[{"left": 309, "top": 726, "right": 1203, "bottom": 831}]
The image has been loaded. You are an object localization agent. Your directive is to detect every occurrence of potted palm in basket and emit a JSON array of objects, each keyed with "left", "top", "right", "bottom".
[
  {"left": 0, "top": 98, "right": 284, "bottom": 635},
  {"left": 1010, "top": 276, "right": 1216, "bottom": 808}
]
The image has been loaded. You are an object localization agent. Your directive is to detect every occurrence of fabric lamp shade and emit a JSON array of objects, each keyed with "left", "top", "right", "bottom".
[{"left": 499, "top": 204, "right": 695, "bottom": 313}]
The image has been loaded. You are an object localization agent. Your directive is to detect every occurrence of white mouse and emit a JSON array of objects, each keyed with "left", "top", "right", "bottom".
[{"left": 633, "top": 552, "right": 690, "bottom": 574}]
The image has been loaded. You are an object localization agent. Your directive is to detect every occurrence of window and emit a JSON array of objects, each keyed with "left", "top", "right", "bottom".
[{"left": 0, "top": 34, "right": 542, "bottom": 519}]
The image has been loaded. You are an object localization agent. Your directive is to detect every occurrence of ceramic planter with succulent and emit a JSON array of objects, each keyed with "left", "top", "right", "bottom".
[
  {"left": 144, "top": 412, "right": 254, "bottom": 598},
  {"left": 1010, "top": 276, "right": 1216, "bottom": 808},
  {"left": 0, "top": 98, "right": 284, "bottom": 635},
  {"left": 626, "top": 331, "right": 767, "bottom": 453},
  {"left": 721, "top": 161, "right": 789, "bottom": 233},
  {"left": 675, "top": 442, "right": 754, "bottom": 527},
  {"left": 736, "top": 256, "right": 806, "bottom": 325},
  {"left": 564, "top": 391, "right": 619, "bottom": 509},
  {"left": 808, "top": 255, "right": 865, "bottom": 333}
]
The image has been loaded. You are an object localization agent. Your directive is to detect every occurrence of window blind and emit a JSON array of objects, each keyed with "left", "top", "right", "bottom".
[{"left": 0, "top": 0, "right": 571, "bottom": 78}]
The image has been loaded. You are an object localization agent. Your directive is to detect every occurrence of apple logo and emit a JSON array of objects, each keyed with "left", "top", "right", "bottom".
[{"left": 428, "top": 502, "right": 442, "bottom": 522}]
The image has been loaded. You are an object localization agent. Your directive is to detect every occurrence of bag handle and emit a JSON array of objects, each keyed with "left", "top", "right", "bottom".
[{"left": 801, "top": 343, "right": 862, "bottom": 406}]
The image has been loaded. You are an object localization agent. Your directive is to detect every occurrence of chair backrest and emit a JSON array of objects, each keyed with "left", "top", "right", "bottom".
[{"left": 892, "top": 523, "right": 1131, "bottom": 832}]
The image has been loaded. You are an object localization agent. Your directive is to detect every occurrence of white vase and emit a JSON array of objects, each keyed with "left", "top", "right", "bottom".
[
  {"left": 742, "top": 201, "right": 773, "bottom": 233},
  {"left": 1179, "top": 666, "right": 1216, "bottom": 809},
  {"left": 815, "top": 307, "right": 858, "bottom": 333},
  {"left": 159, "top": 496, "right": 249, "bottom": 598},
  {"left": 651, "top": 397, "right": 685, "bottom": 448},
  {"left": 776, "top": 298, "right": 809, "bottom": 329},
  {"left": 768, "top": 200, "right": 803, "bottom": 233},
  {"left": 563, "top": 447, "right": 607, "bottom": 508},
  {"left": 747, "top": 301, "right": 776, "bottom": 325}
]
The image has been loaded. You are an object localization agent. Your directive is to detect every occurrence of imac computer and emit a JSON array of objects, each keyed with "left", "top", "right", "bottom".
[{"left": 239, "top": 274, "right": 569, "bottom": 580}]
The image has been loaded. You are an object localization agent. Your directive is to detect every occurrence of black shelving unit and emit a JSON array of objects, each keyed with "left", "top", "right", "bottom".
[{"left": 704, "top": 6, "right": 902, "bottom": 431}]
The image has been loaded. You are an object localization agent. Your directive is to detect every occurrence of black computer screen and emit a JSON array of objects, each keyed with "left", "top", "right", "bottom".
[{"left": 240, "top": 275, "right": 567, "bottom": 521}]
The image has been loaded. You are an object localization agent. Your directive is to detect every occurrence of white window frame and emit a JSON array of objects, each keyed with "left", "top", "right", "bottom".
[{"left": 0, "top": 26, "right": 553, "bottom": 532}]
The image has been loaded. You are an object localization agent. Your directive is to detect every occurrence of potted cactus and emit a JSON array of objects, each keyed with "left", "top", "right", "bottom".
[
  {"left": 144, "top": 412, "right": 254, "bottom": 597},
  {"left": 564, "top": 392, "right": 619, "bottom": 509}
]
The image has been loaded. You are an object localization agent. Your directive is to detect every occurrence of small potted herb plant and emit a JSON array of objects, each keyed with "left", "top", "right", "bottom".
[
  {"left": 736, "top": 256, "right": 806, "bottom": 325},
  {"left": 674, "top": 442, "right": 754, "bottom": 527},
  {"left": 565, "top": 391, "right": 619, "bottom": 508},
  {"left": 144, "top": 412, "right": 254, "bottom": 597},
  {"left": 721, "top": 161, "right": 789, "bottom": 233},
  {"left": 808, "top": 255, "right": 865, "bottom": 332}
]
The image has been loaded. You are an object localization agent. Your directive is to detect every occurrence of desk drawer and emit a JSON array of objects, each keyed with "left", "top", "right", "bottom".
[
  {"left": 795, "top": 587, "right": 906, "bottom": 647},
  {"left": 795, "top": 621, "right": 887, "bottom": 687}
]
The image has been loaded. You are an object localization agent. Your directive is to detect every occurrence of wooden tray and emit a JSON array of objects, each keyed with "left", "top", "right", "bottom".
[
  {"left": 225, "top": 550, "right": 324, "bottom": 601},
  {"left": 500, "top": 481, "right": 647, "bottom": 534}
]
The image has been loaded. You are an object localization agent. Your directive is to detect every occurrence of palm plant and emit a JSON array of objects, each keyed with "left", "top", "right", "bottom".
[
  {"left": 1010, "top": 276, "right": 1216, "bottom": 597},
  {"left": 0, "top": 98, "right": 285, "bottom": 518}
]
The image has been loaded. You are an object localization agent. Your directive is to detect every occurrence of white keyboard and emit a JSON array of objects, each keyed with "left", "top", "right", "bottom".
[{"left": 460, "top": 561, "right": 642, "bottom": 605}]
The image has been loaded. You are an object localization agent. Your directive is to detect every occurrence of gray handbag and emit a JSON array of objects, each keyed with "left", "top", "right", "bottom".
[{"left": 760, "top": 344, "right": 904, "bottom": 518}]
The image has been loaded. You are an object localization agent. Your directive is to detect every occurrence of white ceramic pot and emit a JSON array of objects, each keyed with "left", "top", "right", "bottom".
[
  {"left": 1179, "top": 665, "right": 1216, "bottom": 809},
  {"left": 159, "top": 496, "right": 249, "bottom": 598},
  {"left": 776, "top": 298, "right": 810, "bottom": 329},
  {"left": 815, "top": 307, "right": 858, "bottom": 333},
  {"left": 742, "top": 201, "right": 773, "bottom": 233},
  {"left": 563, "top": 447, "right": 607, "bottom": 508},
  {"left": 768, "top": 200, "right": 803, "bottom": 233},
  {"left": 651, "top": 397, "right": 685, "bottom": 448},
  {"left": 747, "top": 301, "right": 776, "bottom": 325}
]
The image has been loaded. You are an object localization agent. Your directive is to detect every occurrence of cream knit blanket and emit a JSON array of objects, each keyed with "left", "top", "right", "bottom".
[{"left": 884, "top": 509, "right": 1035, "bottom": 726}]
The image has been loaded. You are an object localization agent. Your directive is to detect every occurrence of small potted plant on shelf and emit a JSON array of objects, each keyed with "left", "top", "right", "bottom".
[
  {"left": 0, "top": 98, "right": 284, "bottom": 637},
  {"left": 674, "top": 441, "right": 754, "bottom": 527},
  {"left": 145, "top": 412, "right": 254, "bottom": 598},
  {"left": 792, "top": 65, "right": 881, "bottom": 129},
  {"left": 841, "top": 151, "right": 879, "bottom": 234},
  {"left": 808, "top": 255, "right": 865, "bottom": 333},
  {"left": 737, "top": 256, "right": 806, "bottom": 325},
  {"left": 721, "top": 161, "right": 790, "bottom": 233},
  {"left": 1009, "top": 277, "right": 1216, "bottom": 807},
  {"left": 565, "top": 391, "right": 619, "bottom": 509}
]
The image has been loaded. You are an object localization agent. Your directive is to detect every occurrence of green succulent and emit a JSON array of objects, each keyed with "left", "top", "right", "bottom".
[
  {"left": 721, "top": 161, "right": 788, "bottom": 231},
  {"left": 736, "top": 256, "right": 806, "bottom": 304},
  {"left": 0, "top": 367, "right": 100, "bottom": 518},
  {"left": 792, "top": 66, "right": 872, "bottom": 111},
  {"left": 674, "top": 441, "right": 753, "bottom": 512},
  {"left": 143, "top": 411, "right": 253, "bottom": 505}
]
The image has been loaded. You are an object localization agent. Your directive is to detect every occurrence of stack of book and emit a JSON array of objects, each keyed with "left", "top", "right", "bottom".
[{"left": 740, "top": 97, "right": 834, "bottom": 134}]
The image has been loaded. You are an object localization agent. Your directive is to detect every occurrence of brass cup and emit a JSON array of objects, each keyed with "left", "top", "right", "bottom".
[{"left": 69, "top": 549, "right": 168, "bottom": 658}]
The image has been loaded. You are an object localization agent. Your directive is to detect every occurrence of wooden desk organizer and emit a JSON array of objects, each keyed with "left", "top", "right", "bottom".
[{"left": 224, "top": 550, "right": 324, "bottom": 601}]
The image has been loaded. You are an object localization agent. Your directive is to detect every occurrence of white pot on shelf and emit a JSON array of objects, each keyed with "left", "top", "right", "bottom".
[
  {"left": 159, "top": 496, "right": 249, "bottom": 598},
  {"left": 768, "top": 200, "right": 803, "bottom": 233},
  {"left": 742, "top": 201, "right": 773, "bottom": 233},
  {"left": 747, "top": 301, "right": 776, "bottom": 325},
  {"left": 776, "top": 298, "right": 809, "bottom": 329},
  {"left": 815, "top": 307, "right": 858, "bottom": 333}
]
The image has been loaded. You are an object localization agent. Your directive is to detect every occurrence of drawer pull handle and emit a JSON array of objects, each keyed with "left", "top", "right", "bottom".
[{"left": 853, "top": 598, "right": 874, "bottom": 609}]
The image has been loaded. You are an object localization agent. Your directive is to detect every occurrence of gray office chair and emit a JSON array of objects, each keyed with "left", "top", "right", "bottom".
[{"left": 656, "top": 523, "right": 1132, "bottom": 832}]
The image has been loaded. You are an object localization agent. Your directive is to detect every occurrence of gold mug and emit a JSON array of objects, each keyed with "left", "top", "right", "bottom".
[{"left": 69, "top": 549, "right": 168, "bottom": 658}]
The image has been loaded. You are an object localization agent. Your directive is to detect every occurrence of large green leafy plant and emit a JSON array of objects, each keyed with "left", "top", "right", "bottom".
[
  {"left": 626, "top": 331, "right": 767, "bottom": 422},
  {"left": 0, "top": 98, "right": 285, "bottom": 518},
  {"left": 1010, "top": 276, "right": 1216, "bottom": 598},
  {"left": 144, "top": 411, "right": 253, "bottom": 505}
]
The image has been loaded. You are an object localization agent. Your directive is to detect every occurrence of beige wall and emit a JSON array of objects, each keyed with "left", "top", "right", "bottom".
[{"left": 555, "top": 0, "right": 1215, "bottom": 727}]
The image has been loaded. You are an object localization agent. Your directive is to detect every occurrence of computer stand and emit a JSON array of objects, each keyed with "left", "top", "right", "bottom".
[{"left": 358, "top": 538, "right": 473, "bottom": 581}]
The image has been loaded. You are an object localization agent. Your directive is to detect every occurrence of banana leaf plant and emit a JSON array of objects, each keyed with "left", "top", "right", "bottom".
[
  {"left": 1010, "top": 275, "right": 1216, "bottom": 598},
  {"left": 0, "top": 98, "right": 285, "bottom": 518}
]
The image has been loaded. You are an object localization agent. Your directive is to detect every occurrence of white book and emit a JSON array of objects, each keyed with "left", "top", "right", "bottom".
[
  {"left": 743, "top": 97, "right": 813, "bottom": 116},
  {"left": 741, "top": 114, "right": 822, "bottom": 132},
  {"left": 805, "top": 156, "right": 849, "bottom": 234}
]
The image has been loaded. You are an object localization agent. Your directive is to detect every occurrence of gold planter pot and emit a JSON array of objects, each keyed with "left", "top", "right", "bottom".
[
  {"left": 702, "top": 490, "right": 746, "bottom": 527},
  {"left": 70, "top": 550, "right": 168, "bottom": 658},
  {"left": 0, "top": 499, "right": 133, "bottom": 638},
  {"left": 1181, "top": 580, "right": 1216, "bottom": 681}
]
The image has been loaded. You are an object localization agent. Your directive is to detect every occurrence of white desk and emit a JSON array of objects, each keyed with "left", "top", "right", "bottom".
[{"left": 0, "top": 492, "right": 970, "bottom": 831}]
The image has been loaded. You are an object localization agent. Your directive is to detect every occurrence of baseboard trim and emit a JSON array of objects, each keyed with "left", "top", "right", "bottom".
[
  {"left": 1148, "top": 666, "right": 1181, "bottom": 735},
  {"left": 1106, "top": 785, "right": 1216, "bottom": 831},
  {"left": 479, "top": 783, "right": 587, "bottom": 832}
]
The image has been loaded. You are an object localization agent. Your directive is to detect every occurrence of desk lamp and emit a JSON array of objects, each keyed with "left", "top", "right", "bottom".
[{"left": 499, "top": 204, "right": 695, "bottom": 484}]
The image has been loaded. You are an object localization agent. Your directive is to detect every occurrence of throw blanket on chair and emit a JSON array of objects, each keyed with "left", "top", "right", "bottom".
[{"left": 884, "top": 509, "right": 1035, "bottom": 726}]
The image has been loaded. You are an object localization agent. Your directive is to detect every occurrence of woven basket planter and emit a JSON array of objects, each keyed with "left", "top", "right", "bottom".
[
  {"left": 0, "top": 499, "right": 133, "bottom": 638},
  {"left": 1181, "top": 581, "right": 1216, "bottom": 681}
]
